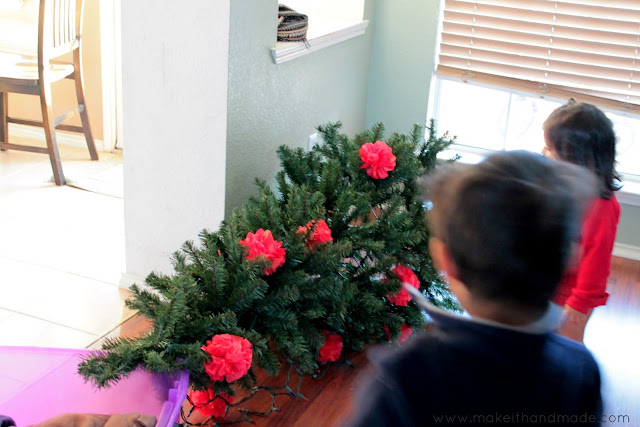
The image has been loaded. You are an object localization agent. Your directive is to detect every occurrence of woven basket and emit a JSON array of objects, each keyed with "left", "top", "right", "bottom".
[{"left": 277, "top": 5, "right": 308, "bottom": 42}]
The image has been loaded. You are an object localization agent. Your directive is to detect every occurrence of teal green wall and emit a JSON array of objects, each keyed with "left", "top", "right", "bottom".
[
  {"left": 225, "top": 0, "right": 376, "bottom": 216},
  {"left": 226, "top": 0, "right": 638, "bottom": 249},
  {"left": 366, "top": 0, "right": 441, "bottom": 134},
  {"left": 617, "top": 203, "right": 640, "bottom": 247}
]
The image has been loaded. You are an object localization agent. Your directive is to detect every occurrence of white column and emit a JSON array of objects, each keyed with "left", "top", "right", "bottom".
[{"left": 119, "top": 0, "right": 230, "bottom": 285}]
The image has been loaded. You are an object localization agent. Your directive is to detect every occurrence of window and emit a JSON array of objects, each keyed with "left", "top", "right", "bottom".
[
  {"left": 271, "top": 0, "right": 368, "bottom": 64},
  {"left": 430, "top": 0, "right": 640, "bottom": 195},
  {"left": 432, "top": 78, "right": 640, "bottom": 178},
  {"left": 283, "top": 0, "right": 365, "bottom": 40}
]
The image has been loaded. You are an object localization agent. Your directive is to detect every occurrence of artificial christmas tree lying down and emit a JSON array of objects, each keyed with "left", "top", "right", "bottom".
[{"left": 79, "top": 121, "right": 460, "bottom": 424}]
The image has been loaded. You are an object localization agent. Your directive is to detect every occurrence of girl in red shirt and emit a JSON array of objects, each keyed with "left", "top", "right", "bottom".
[{"left": 543, "top": 101, "right": 621, "bottom": 343}]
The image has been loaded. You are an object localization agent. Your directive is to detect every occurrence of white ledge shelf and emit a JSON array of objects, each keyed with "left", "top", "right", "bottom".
[
  {"left": 617, "top": 180, "right": 640, "bottom": 207},
  {"left": 271, "top": 20, "right": 369, "bottom": 64}
]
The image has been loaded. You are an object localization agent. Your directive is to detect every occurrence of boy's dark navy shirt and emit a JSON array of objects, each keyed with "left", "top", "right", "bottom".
[{"left": 347, "top": 304, "right": 603, "bottom": 426}]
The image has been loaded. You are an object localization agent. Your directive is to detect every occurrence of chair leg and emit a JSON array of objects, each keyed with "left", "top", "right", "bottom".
[
  {"left": 40, "top": 82, "right": 65, "bottom": 186},
  {"left": 73, "top": 49, "right": 99, "bottom": 161},
  {"left": 0, "top": 92, "right": 8, "bottom": 149}
]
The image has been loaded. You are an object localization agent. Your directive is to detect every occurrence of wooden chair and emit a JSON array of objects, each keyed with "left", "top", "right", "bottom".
[{"left": 0, "top": 0, "right": 98, "bottom": 185}]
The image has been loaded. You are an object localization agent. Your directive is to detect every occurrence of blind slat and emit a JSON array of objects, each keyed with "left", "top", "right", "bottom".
[
  {"left": 440, "top": 55, "right": 640, "bottom": 94},
  {"left": 446, "top": 0, "right": 640, "bottom": 21},
  {"left": 437, "top": 65, "right": 640, "bottom": 111},
  {"left": 442, "top": 24, "right": 638, "bottom": 56},
  {"left": 441, "top": 36, "right": 637, "bottom": 68},
  {"left": 443, "top": 20, "right": 639, "bottom": 46},
  {"left": 444, "top": 10, "right": 640, "bottom": 37},
  {"left": 439, "top": 0, "right": 640, "bottom": 112}
]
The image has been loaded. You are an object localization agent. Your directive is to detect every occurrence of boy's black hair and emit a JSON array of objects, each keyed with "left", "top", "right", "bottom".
[
  {"left": 426, "top": 151, "right": 596, "bottom": 311},
  {"left": 543, "top": 101, "right": 621, "bottom": 199}
]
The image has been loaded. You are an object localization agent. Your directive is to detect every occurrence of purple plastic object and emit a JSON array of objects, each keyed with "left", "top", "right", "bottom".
[{"left": 0, "top": 347, "right": 189, "bottom": 426}]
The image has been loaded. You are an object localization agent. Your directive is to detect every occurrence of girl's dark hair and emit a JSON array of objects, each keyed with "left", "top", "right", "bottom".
[{"left": 543, "top": 101, "right": 621, "bottom": 199}]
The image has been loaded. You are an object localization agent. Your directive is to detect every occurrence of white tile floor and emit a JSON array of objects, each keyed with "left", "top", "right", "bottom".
[{"left": 0, "top": 137, "right": 133, "bottom": 349}]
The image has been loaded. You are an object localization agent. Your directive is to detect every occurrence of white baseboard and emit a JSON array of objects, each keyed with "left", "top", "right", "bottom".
[
  {"left": 119, "top": 272, "right": 145, "bottom": 290},
  {"left": 9, "top": 123, "right": 105, "bottom": 152},
  {"left": 613, "top": 243, "right": 640, "bottom": 261}
]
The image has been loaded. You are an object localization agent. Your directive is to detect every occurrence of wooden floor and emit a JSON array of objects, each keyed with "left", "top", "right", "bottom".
[
  {"left": 583, "top": 256, "right": 640, "bottom": 425},
  {"left": 116, "top": 256, "right": 640, "bottom": 426}
]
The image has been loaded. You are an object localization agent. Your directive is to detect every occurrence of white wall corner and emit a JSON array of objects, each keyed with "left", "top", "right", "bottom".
[{"left": 121, "top": 0, "right": 229, "bottom": 279}]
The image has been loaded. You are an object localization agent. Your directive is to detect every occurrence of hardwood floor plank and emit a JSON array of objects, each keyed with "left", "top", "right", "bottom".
[{"left": 585, "top": 256, "right": 640, "bottom": 424}]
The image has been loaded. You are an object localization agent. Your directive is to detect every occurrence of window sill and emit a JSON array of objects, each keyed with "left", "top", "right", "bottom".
[
  {"left": 271, "top": 20, "right": 368, "bottom": 65},
  {"left": 438, "top": 144, "right": 640, "bottom": 207},
  {"left": 617, "top": 181, "right": 640, "bottom": 206}
]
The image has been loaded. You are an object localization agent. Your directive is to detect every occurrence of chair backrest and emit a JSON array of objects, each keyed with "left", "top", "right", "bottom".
[{"left": 39, "top": 0, "right": 84, "bottom": 61}]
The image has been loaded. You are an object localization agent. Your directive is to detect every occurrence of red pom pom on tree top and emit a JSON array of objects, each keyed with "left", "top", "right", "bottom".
[
  {"left": 201, "top": 334, "right": 253, "bottom": 383},
  {"left": 188, "top": 390, "right": 233, "bottom": 418},
  {"left": 359, "top": 140, "right": 397, "bottom": 179},
  {"left": 239, "top": 228, "right": 286, "bottom": 275},
  {"left": 387, "top": 264, "right": 420, "bottom": 307},
  {"left": 297, "top": 219, "right": 333, "bottom": 249},
  {"left": 318, "top": 332, "right": 343, "bottom": 362}
]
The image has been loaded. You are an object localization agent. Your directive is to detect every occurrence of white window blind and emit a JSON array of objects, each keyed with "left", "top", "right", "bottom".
[{"left": 437, "top": 0, "right": 640, "bottom": 114}]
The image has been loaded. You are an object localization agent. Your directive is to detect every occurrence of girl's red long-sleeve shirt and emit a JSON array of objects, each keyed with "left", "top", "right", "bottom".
[{"left": 553, "top": 195, "right": 620, "bottom": 314}]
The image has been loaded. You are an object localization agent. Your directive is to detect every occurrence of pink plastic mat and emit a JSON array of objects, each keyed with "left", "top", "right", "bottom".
[{"left": 0, "top": 346, "right": 189, "bottom": 426}]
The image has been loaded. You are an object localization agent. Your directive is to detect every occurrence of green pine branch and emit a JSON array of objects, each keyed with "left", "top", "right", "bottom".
[{"left": 80, "top": 121, "right": 461, "bottom": 396}]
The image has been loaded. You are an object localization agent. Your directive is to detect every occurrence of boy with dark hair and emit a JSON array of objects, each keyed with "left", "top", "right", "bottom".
[{"left": 346, "top": 150, "right": 603, "bottom": 426}]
